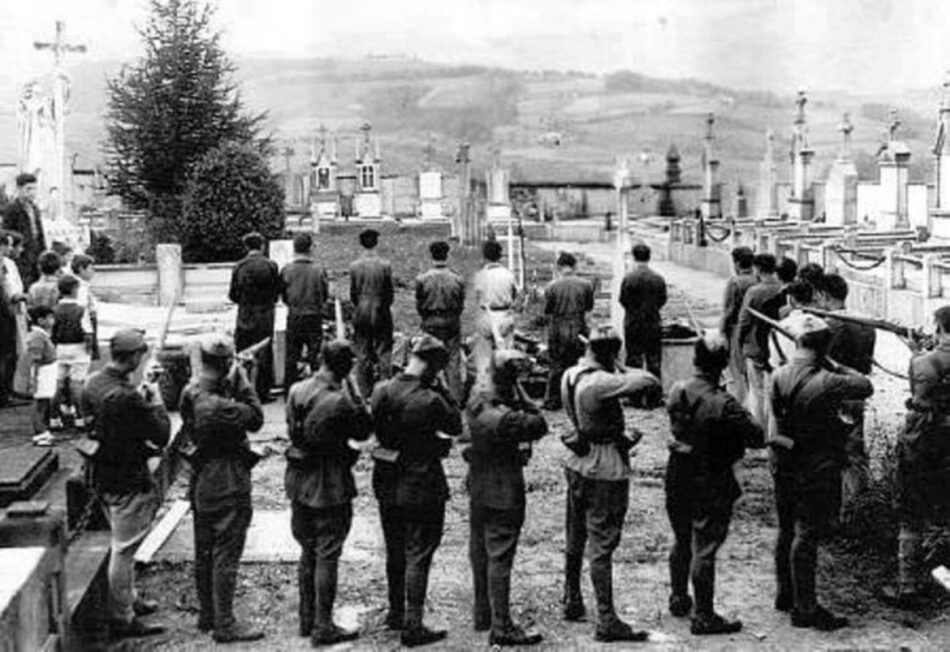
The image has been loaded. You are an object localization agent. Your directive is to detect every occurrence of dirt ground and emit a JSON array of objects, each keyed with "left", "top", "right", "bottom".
[{"left": 93, "top": 241, "right": 950, "bottom": 651}]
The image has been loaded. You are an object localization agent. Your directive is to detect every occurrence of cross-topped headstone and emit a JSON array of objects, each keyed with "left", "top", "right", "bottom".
[
  {"left": 282, "top": 145, "right": 294, "bottom": 170},
  {"left": 423, "top": 133, "right": 436, "bottom": 169},
  {"left": 34, "top": 20, "right": 86, "bottom": 69},
  {"left": 705, "top": 113, "right": 715, "bottom": 141},
  {"left": 887, "top": 109, "right": 901, "bottom": 141},
  {"left": 794, "top": 89, "right": 807, "bottom": 125},
  {"left": 839, "top": 112, "right": 854, "bottom": 156}
]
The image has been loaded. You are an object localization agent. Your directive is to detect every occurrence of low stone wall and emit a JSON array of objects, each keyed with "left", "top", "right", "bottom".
[{"left": 90, "top": 264, "right": 159, "bottom": 305}]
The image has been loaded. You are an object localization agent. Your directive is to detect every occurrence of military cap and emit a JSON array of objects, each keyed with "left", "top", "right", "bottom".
[
  {"left": 783, "top": 312, "right": 828, "bottom": 340},
  {"left": 557, "top": 251, "right": 577, "bottom": 267},
  {"left": 588, "top": 323, "right": 622, "bottom": 343},
  {"left": 411, "top": 333, "right": 448, "bottom": 359},
  {"left": 110, "top": 328, "right": 148, "bottom": 353},
  {"left": 199, "top": 333, "right": 235, "bottom": 360}
]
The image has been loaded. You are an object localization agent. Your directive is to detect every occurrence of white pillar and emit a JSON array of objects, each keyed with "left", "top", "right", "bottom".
[{"left": 156, "top": 243, "right": 182, "bottom": 306}]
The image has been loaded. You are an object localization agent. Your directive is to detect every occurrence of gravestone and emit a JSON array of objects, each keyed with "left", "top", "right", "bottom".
[
  {"left": 825, "top": 113, "right": 859, "bottom": 226},
  {"left": 0, "top": 449, "right": 58, "bottom": 508},
  {"left": 419, "top": 171, "right": 444, "bottom": 220}
]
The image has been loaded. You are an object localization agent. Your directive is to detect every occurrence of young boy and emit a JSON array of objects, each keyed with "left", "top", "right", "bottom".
[
  {"left": 51, "top": 274, "right": 92, "bottom": 430},
  {"left": 28, "top": 251, "right": 62, "bottom": 310},
  {"left": 71, "top": 254, "right": 99, "bottom": 360},
  {"left": 26, "top": 305, "right": 57, "bottom": 446}
]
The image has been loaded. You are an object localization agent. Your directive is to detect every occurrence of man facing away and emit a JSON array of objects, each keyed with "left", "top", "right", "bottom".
[
  {"left": 665, "top": 333, "right": 764, "bottom": 635},
  {"left": 415, "top": 240, "right": 465, "bottom": 401},
  {"left": 470, "top": 240, "right": 519, "bottom": 398},
  {"left": 720, "top": 246, "right": 756, "bottom": 402},
  {"left": 736, "top": 253, "right": 782, "bottom": 429},
  {"left": 542, "top": 251, "right": 594, "bottom": 411},
  {"left": 466, "top": 349, "right": 547, "bottom": 646},
  {"left": 2, "top": 173, "right": 45, "bottom": 287},
  {"left": 81, "top": 329, "right": 170, "bottom": 639},
  {"left": 560, "top": 324, "right": 661, "bottom": 642},
  {"left": 769, "top": 313, "right": 873, "bottom": 631},
  {"left": 371, "top": 335, "right": 462, "bottom": 647},
  {"left": 228, "top": 232, "right": 280, "bottom": 401},
  {"left": 285, "top": 340, "right": 371, "bottom": 645},
  {"left": 619, "top": 243, "right": 667, "bottom": 382},
  {"left": 349, "top": 228, "right": 394, "bottom": 397},
  {"left": 280, "top": 232, "right": 329, "bottom": 389}
]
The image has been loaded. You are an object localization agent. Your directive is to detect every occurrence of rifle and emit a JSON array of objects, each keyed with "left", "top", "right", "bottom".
[
  {"left": 801, "top": 306, "right": 931, "bottom": 351},
  {"left": 747, "top": 307, "right": 843, "bottom": 369}
]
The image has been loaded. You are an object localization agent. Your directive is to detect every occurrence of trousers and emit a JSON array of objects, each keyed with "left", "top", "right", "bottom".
[
  {"left": 469, "top": 503, "right": 525, "bottom": 633},
  {"left": 291, "top": 501, "right": 352, "bottom": 634},
  {"left": 353, "top": 317, "right": 393, "bottom": 398},
  {"left": 193, "top": 503, "right": 252, "bottom": 630},
  {"left": 839, "top": 404, "right": 868, "bottom": 521},
  {"left": 235, "top": 326, "right": 273, "bottom": 400},
  {"left": 744, "top": 359, "right": 771, "bottom": 431},
  {"left": 624, "top": 324, "right": 662, "bottom": 382},
  {"left": 100, "top": 487, "right": 160, "bottom": 623},
  {"left": 420, "top": 317, "right": 462, "bottom": 403},
  {"left": 285, "top": 313, "right": 323, "bottom": 390},
  {"left": 564, "top": 468, "right": 629, "bottom": 627},
  {"left": 379, "top": 503, "right": 446, "bottom": 626},
  {"left": 545, "top": 320, "right": 587, "bottom": 408}
]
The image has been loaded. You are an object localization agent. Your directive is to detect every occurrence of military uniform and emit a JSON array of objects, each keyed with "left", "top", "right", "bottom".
[
  {"left": 619, "top": 264, "right": 667, "bottom": 380},
  {"left": 415, "top": 262, "right": 465, "bottom": 400},
  {"left": 769, "top": 329, "right": 873, "bottom": 625},
  {"left": 280, "top": 255, "right": 329, "bottom": 387},
  {"left": 285, "top": 365, "right": 371, "bottom": 642},
  {"left": 180, "top": 344, "right": 263, "bottom": 641},
  {"left": 228, "top": 250, "right": 280, "bottom": 399},
  {"left": 896, "top": 342, "right": 950, "bottom": 597},
  {"left": 560, "top": 348, "right": 659, "bottom": 640},
  {"left": 370, "top": 356, "right": 462, "bottom": 638},
  {"left": 80, "top": 332, "right": 170, "bottom": 630},
  {"left": 543, "top": 273, "right": 594, "bottom": 409},
  {"left": 465, "top": 353, "right": 547, "bottom": 644},
  {"left": 720, "top": 270, "right": 757, "bottom": 402},
  {"left": 736, "top": 278, "right": 782, "bottom": 427},
  {"left": 471, "top": 262, "right": 518, "bottom": 397},
  {"left": 665, "top": 371, "right": 763, "bottom": 629},
  {"left": 350, "top": 253, "right": 395, "bottom": 397}
]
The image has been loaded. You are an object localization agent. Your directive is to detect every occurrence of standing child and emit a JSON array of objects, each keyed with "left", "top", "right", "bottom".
[
  {"left": 51, "top": 274, "right": 91, "bottom": 430},
  {"left": 71, "top": 254, "right": 99, "bottom": 360},
  {"left": 26, "top": 305, "right": 57, "bottom": 446},
  {"left": 28, "top": 250, "right": 62, "bottom": 309}
]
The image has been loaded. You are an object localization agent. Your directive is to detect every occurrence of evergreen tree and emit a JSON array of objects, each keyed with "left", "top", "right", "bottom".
[{"left": 103, "top": 0, "right": 269, "bottom": 239}]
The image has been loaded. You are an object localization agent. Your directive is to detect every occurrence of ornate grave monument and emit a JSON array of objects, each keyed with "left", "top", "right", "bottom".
[
  {"left": 825, "top": 113, "right": 859, "bottom": 226},
  {"left": 788, "top": 90, "right": 816, "bottom": 221},
  {"left": 353, "top": 123, "right": 382, "bottom": 218}
]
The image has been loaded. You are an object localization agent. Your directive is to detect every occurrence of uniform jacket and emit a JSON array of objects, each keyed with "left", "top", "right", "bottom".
[
  {"left": 770, "top": 353, "right": 874, "bottom": 475},
  {"left": 720, "top": 271, "right": 757, "bottom": 342},
  {"left": 903, "top": 342, "right": 950, "bottom": 442},
  {"left": 619, "top": 264, "right": 667, "bottom": 334},
  {"left": 229, "top": 252, "right": 280, "bottom": 332},
  {"left": 465, "top": 389, "right": 547, "bottom": 510},
  {"left": 285, "top": 370, "right": 372, "bottom": 508},
  {"left": 280, "top": 256, "right": 328, "bottom": 317},
  {"left": 473, "top": 263, "right": 517, "bottom": 309},
  {"left": 737, "top": 278, "right": 783, "bottom": 363},
  {"left": 370, "top": 373, "right": 462, "bottom": 507},
  {"left": 81, "top": 365, "right": 171, "bottom": 494},
  {"left": 415, "top": 263, "right": 465, "bottom": 332},
  {"left": 180, "top": 370, "right": 264, "bottom": 513},
  {"left": 349, "top": 253, "right": 394, "bottom": 328},
  {"left": 2, "top": 198, "right": 45, "bottom": 284},
  {"left": 545, "top": 275, "right": 594, "bottom": 325},
  {"left": 667, "top": 373, "right": 764, "bottom": 505}
]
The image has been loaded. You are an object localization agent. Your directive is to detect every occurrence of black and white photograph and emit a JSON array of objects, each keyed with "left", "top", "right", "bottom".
[{"left": 2, "top": 0, "right": 950, "bottom": 649}]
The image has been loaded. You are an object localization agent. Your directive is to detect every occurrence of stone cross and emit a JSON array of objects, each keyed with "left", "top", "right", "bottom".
[
  {"left": 794, "top": 90, "right": 807, "bottom": 126},
  {"left": 839, "top": 112, "right": 854, "bottom": 157},
  {"left": 887, "top": 109, "right": 901, "bottom": 142},
  {"left": 282, "top": 146, "right": 294, "bottom": 171},
  {"left": 34, "top": 20, "right": 86, "bottom": 69}
]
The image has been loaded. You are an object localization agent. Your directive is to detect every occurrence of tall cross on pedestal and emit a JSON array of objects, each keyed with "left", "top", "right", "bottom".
[
  {"left": 839, "top": 112, "right": 854, "bottom": 158},
  {"left": 281, "top": 145, "right": 294, "bottom": 171},
  {"left": 887, "top": 109, "right": 901, "bottom": 142},
  {"left": 33, "top": 20, "right": 86, "bottom": 224}
]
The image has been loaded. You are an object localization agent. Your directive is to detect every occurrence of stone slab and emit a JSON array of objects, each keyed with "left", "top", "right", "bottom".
[
  {"left": 0, "top": 449, "right": 59, "bottom": 508},
  {"left": 154, "top": 508, "right": 381, "bottom": 564}
]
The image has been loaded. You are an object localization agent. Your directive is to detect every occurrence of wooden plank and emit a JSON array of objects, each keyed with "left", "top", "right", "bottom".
[{"left": 134, "top": 499, "right": 190, "bottom": 565}]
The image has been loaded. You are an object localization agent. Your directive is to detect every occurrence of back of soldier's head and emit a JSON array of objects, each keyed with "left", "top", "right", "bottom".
[
  {"left": 819, "top": 273, "right": 849, "bottom": 302},
  {"left": 694, "top": 332, "right": 729, "bottom": 374},
  {"left": 786, "top": 280, "right": 813, "bottom": 307},
  {"left": 322, "top": 340, "right": 355, "bottom": 378},
  {"left": 777, "top": 257, "right": 798, "bottom": 284},
  {"left": 798, "top": 262, "right": 824, "bottom": 288},
  {"left": 731, "top": 246, "right": 754, "bottom": 270},
  {"left": 752, "top": 253, "right": 776, "bottom": 274},
  {"left": 588, "top": 324, "right": 621, "bottom": 363}
]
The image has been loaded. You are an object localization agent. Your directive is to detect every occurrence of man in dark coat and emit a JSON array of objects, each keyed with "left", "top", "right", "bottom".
[
  {"left": 280, "top": 232, "right": 329, "bottom": 389},
  {"left": 180, "top": 334, "right": 264, "bottom": 643},
  {"left": 769, "top": 313, "right": 873, "bottom": 631},
  {"left": 665, "top": 333, "right": 764, "bottom": 635},
  {"left": 542, "top": 252, "right": 594, "bottom": 410},
  {"left": 466, "top": 349, "right": 547, "bottom": 646},
  {"left": 720, "top": 246, "right": 756, "bottom": 403},
  {"left": 371, "top": 335, "right": 462, "bottom": 647},
  {"left": 228, "top": 232, "right": 280, "bottom": 401},
  {"left": 2, "top": 173, "right": 45, "bottom": 287},
  {"left": 350, "top": 229, "right": 394, "bottom": 397},
  {"left": 736, "top": 253, "right": 782, "bottom": 429},
  {"left": 80, "top": 329, "right": 170, "bottom": 639},
  {"left": 285, "top": 340, "right": 372, "bottom": 644},
  {"left": 619, "top": 242, "right": 667, "bottom": 381},
  {"left": 415, "top": 240, "right": 465, "bottom": 401}
]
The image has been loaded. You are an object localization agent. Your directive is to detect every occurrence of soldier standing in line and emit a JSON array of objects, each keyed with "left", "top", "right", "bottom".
[
  {"left": 415, "top": 240, "right": 465, "bottom": 401},
  {"left": 280, "top": 232, "right": 329, "bottom": 389},
  {"left": 720, "top": 246, "right": 756, "bottom": 403},
  {"left": 471, "top": 240, "right": 518, "bottom": 397},
  {"left": 180, "top": 334, "right": 264, "bottom": 644},
  {"left": 370, "top": 335, "right": 462, "bottom": 647},
  {"left": 769, "top": 313, "right": 873, "bottom": 631},
  {"left": 285, "top": 340, "right": 372, "bottom": 645},
  {"left": 619, "top": 242, "right": 667, "bottom": 383},
  {"left": 736, "top": 253, "right": 782, "bottom": 428},
  {"left": 466, "top": 350, "right": 547, "bottom": 646},
  {"left": 80, "top": 329, "right": 170, "bottom": 639},
  {"left": 560, "top": 325, "right": 661, "bottom": 642},
  {"left": 228, "top": 232, "right": 280, "bottom": 402},
  {"left": 889, "top": 306, "right": 950, "bottom": 608},
  {"left": 542, "top": 252, "right": 594, "bottom": 411},
  {"left": 665, "top": 333, "right": 764, "bottom": 635},
  {"left": 349, "top": 229, "right": 394, "bottom": 397},
  {"left": 816, "top": 273, "right": 876, "bottom": 524}
]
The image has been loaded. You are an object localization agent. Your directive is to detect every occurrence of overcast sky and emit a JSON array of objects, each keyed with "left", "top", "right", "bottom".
[{"left": 1, "top": 0, "right": 948, "bottom": 94}]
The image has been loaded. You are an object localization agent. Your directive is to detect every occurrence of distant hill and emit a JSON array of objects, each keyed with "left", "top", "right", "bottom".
[{"left": 0, "top": 55, "right": 943, "bottom": 209}]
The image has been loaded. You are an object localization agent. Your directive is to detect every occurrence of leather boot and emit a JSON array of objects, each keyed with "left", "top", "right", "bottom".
[
  {"left": 562, "top": 554, "right": 585, "bottom": 621},
  {"left": 313, "top": 561, "right": 337, "bottom": 633},
  {"left": 298, "top": 552, "right": 315, "bottom": 637},
  {"left": 401, "top": 604, "right": 447, "bottom": 648}
]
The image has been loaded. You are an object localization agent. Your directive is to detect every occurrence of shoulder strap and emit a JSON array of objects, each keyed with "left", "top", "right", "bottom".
[
  {"left": 775, "top": 366, "right": 820, "bottom": 422},
  {"left": 564, "top": 367, "right": 598, "bottom": 433}
]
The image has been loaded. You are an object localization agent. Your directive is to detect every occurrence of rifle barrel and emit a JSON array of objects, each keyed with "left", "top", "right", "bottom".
[{"left": 747, "top": 307, "right": 794, "bottom": 340}]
